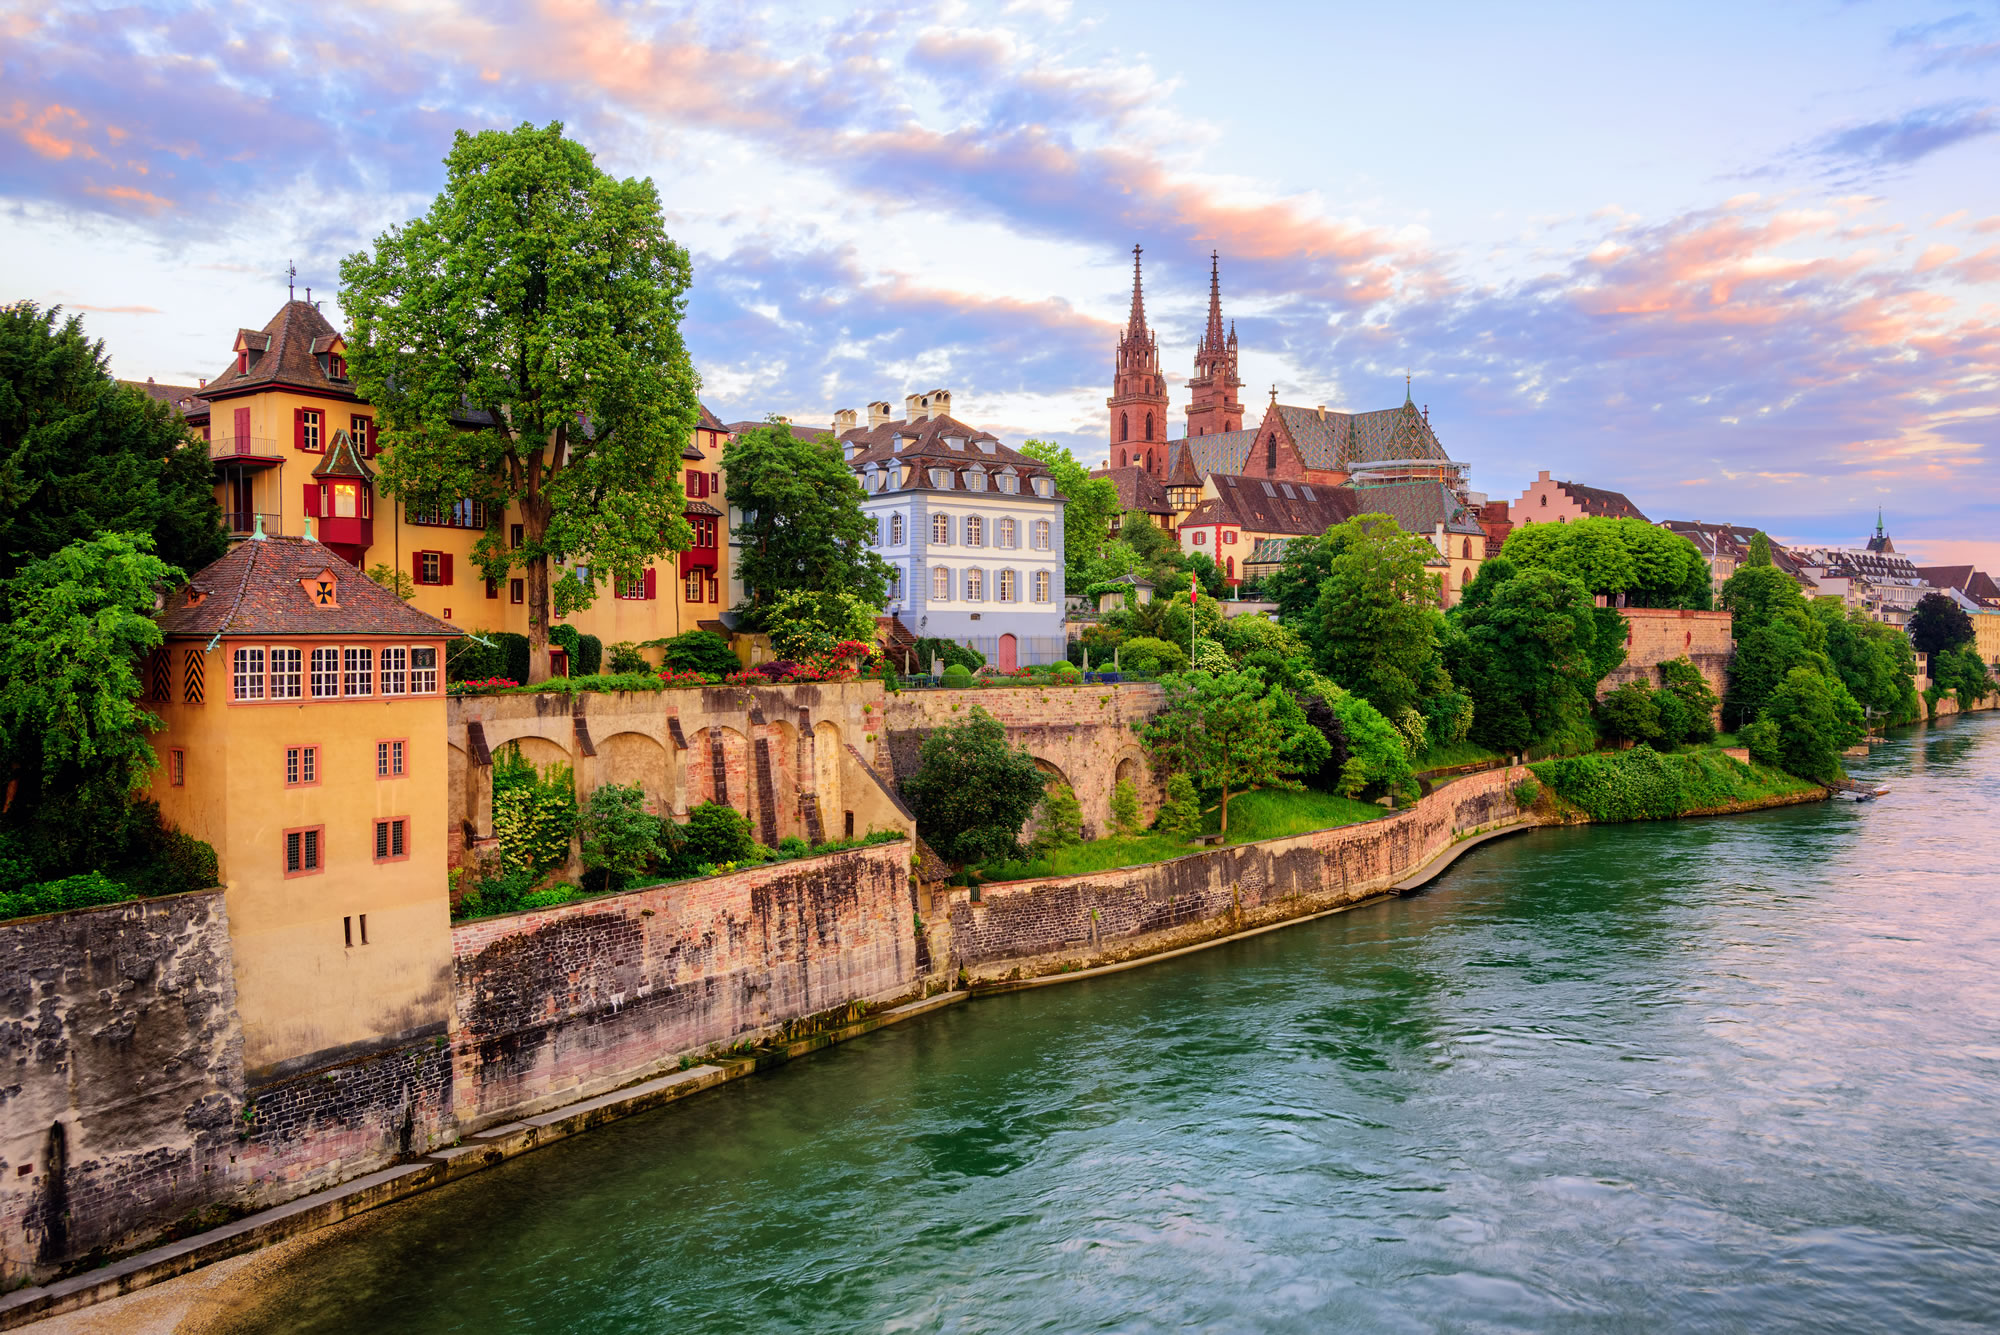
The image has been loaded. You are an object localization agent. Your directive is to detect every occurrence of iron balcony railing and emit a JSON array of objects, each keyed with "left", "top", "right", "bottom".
[
  {"left": 224, "top": 510, "right": 283, "bottom": 537},
  {"left": 209, "top": 435, "right": 285, "bottom": 461}
]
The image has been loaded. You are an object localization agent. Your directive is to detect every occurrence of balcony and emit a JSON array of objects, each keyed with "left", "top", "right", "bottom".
[
  {"left": 225, "top": 510, "right": 283, "bottom": 538},
  {"left": 209, "top": 435, "right": 285, "bottom": 465}
]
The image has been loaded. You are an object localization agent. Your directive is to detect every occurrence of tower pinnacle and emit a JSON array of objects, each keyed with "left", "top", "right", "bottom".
[
  {"left": 1187, "top": 251, "right": 1243, "bottom": 438},
  {"left": 1108, "top": 243, "right": 1167, "bottom": 469},
  {"left": 1127, "top": 244, "right": 1147, "bottom": 336}
]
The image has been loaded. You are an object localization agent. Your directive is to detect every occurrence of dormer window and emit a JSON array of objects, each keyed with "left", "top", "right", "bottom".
[
  {"left": 928, "top": 467, "right": 953, "bottom": 489},
  {"left": 966, "top": 471, "right": 987, "bottom": 492},
  {"left": 326, "top": 353, "right": 347, "bottom": 379},
  {"left": 1033, "top": 477, "right": 1053, "bottom": 498}
]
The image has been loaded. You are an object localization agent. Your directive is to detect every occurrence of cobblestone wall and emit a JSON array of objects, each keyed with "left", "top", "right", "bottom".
[
  {"left": 935, "top": 768, "right": 1527, "bottom": 981},
  {"left": 449, "top": 840, "right": 917, "bottom": 1125}
]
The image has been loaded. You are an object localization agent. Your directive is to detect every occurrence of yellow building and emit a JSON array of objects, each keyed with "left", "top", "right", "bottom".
[
  {"left": 147, "top": 532, "right": 460, "bottom": 1079},
  {"left": 188, "top": 299, "right": 731, "bottom": 667}
]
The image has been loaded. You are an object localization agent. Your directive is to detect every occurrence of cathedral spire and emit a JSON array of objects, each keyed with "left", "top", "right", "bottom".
[
  {"left": 1127, "top": 244, "right": 1147, "bottom": 337},
  {"left": 1108, "top": 243, "right": 1167, "bottom": 470},
  {"left": 1203, "top": 251, "right": 1224, "bottom": 354},
  {"left": 1187, "top": 251, "right": 1244, "bottom": 439}
]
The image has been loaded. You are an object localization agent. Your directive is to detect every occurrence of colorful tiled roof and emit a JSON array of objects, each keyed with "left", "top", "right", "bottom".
[
  {"left": 1091, "top": 465, "right": 1172, "bottom": 514},
  {"left": 157, "top": 535, "right": 461, "bottom": 640},
  {"left": 1351, "top": 480, "right": 1485, "bottom": 537},
  {"left": 1186, "top": 474, "right": 1360, "bottom": 536},
  {"left": 1244, "top": 537, "right": 1293, "bottom": 567},
  {"left": 1269, "top": 401, "right": 1449, "bottom": 472},
  {"left": 199, "top": 301, "right": 358, "bottom": 403}
]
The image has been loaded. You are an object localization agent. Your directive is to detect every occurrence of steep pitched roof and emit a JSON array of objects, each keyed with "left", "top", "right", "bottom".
[
  {"left": 1167, "top": 442, "right": 1203, "bottom": 487},
  {"left": 199, "top": 301, "right": 358, "bottom": 402},
  {"left": 841, "top": 413, "right": 1061, "bottom": 498},
  {"left": 121, "top": 378, "right": 209, "bottom": 418},
  {"left": 1555, "top": 480, "right": 1649, "bottom": 522},
  {"left": 157, "top": 536, "right": 461, "bottom": 640},
  {"left": 1656, "top": 520, "right": 1814, "bottom": 580},
  {"left": 1091, "top": 465, "right": 1172, "bottom": 515},
  {"left": 310, "top": 429, "right": 374, "bottom": 481},
  {"left": 1916, "top": 565, "right": 2000, "bottom": 605},
  {"left": 1271, "top": 401, "right": 1449, "bottom": 472},
  {"left": 1186, "top": 474, "right": 1360, "bottom": 536},
  {"left": 1351, "top": 480, "right": 1486, "bottom": 537},
  {"left": 1168, "top": 429, "right": 1259, "bottom": 480}
]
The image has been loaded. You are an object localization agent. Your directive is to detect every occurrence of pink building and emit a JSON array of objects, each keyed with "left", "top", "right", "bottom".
[{"left": 1508, "top": 470, "right": 1649, "bottom": 529}]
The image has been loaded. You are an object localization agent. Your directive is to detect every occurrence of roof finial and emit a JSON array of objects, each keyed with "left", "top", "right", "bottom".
[
  {"left": 1405, "top": 372, "right": 1412, "bottom": 403},
  {"left": 1875, "top": 506, "right": 1884, "bottom": 537},
  {"left": 302, "top": 513, "right": 313, "bottom": 541},
  {"left": 1269, "top": 384, "right": 1278, "bottom": 405},
  {"left": 251, "top": 512, "right": 267, "bottom": 541},
  {"left": 287, "top": 260, "right": 297, "bottom": 302}
]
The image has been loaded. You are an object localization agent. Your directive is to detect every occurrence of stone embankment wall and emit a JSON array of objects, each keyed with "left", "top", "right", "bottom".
[
  {"left": 450, "top": 840, "right": 916, "bottom": 1124},
  {"left": 927, "top": 767, "right": 1528, "bottom": 983},
  {"left": 881, "top": 684, "right": 1165, "bottom": 838},
  {"left": 1595, "top": 609, "right": 1733, "bottom": 713},
  {"left": 0, "top": 840, "right": 919, "bottom": 1285}
]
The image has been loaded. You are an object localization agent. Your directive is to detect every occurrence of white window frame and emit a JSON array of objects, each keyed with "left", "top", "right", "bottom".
[
  {"left": 890, "top": 513, "right": 904, "bottom": 545},
  {"left": 310, "top": 647, "right": 340, "bottom": 698},
  {"left": 967, "top": 568, "right": 984, "bottom": 601},
  {"left": 232, "top": 647, "right": 265, "bottom": 701},
  {"left": 1033, "top": 519, "right": 1051, "bottom": 550},
  {"left": 966, "top": 515, "right": 984, "bottom": 547},
  {"left": 932, "top": 513, "right": 951, "bottom": 545},
  {"left": 999, "top": 569, "right": 1018, "bottom": 603},
  {"left": 933, "top": 566, "right": 950, "bottom": 600}
]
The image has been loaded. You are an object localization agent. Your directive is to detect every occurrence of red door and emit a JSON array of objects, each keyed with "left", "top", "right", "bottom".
[
  {"left": 232, "top": 406, "right": 250, "bottom": 454},
  {"left": 998, "top": 634, "right": 1018, "bottom": 671}
]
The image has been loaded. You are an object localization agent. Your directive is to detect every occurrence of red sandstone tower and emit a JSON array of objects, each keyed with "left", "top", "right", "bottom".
[
  {"left": 1185, "top": 251, "right": 1242, "bottom": 438},
  {"left": 1107, "top": 245, "right": 1171, "bottom": 475}
]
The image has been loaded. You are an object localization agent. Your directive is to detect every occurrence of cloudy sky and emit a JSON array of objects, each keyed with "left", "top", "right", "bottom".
[{"left": 4, "top": 0, "right": 1997, "bottom": 565}]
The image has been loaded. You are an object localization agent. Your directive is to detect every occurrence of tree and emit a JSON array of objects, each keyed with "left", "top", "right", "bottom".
[
  {"left": 1139, "top": 669, "right": 1299, "bottom": 836},
  {"left": 1020, "top": 440, "right": 1116, "bottom": 581},
  {"left": 1726, "top": 616, "right": 1821, "bottom": 730},
  {"left": 1720, "top": 564, "right": 1809, "bottom": 636},
  {"left": 1305, "top": 514, "right": 1447, "bottom": 718},
  {"left": 341, "top": 122, "right": 700, "bottom": 682},
  {"left": 0, "top": 302, "right": 225, "bottom": 581},
  {"left": 1931, "top": 646, "right": 1995, "bottom": 708},
  {"left": 1745, "top": 531, "right": 1773, "bottom": 568},
  {"left": 366, "top": 563, "right": 417, "bottom": 602},
  {"left": 1263, "top": 531, "right": 1335, "bottom": 625},
  {"left": 764, "top": 588, "right": 880, "bottom": 663},
  {"left": 578, "top": 782, "right": 666, "bottom": 893},
  {"left": 657, "top": 630, "right": 740, "bottom": 677},
  {"left": 901, "top": 707, "right": 1046, "bottom": 865},
  {"left": 1032, "top": 782, "right": 1083, "bottom": 852},
  {"left": 1444, "top": 561, "right": 1609, "bottom": 753},
  {"left": 1908, "top": 591, "right": 1975, "bottom": 656},
  {"left": 723, "top": 421, "right": 890, "bottom": 622},
  {"left": 1596, "top": 681, "right": 1662, "bottom": 745},
  {"left": 1811, "top": 601, "right": 1917, "bottom": 723},
  {"left": 1499, "top": 517, "right": 1710, "bottom": 608},
  {"left": 1746, "top": 666, "right": 1865, "bottom": 782},
  {"left": 1656, "top": 657, "right": 1720, "bottom": 743}
]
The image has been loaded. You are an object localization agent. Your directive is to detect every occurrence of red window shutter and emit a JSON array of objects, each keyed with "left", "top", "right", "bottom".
[
  {"left": 441, "top": 553, "right": 454, "bottom": 586},
  {"left": 643, "top": 568, "right": 657, "bottom": 600},
  {"left": 294, "top": 407, "right": 307, "bottom": 451},
  {"left": 412, "top": 551, "right": 425, "bottom": 585},
  {"left": 303, "top": 483, "right": 321, "bottom": 517},
  {"left": 696, "top": 471, "right": 708, "bottom": 498}
]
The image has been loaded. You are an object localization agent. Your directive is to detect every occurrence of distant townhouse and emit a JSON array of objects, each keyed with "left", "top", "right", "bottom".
[
  {"left": 1509, "top": 470, "right": 1649, "bottom": 528},
  {"left": 166, "top": 297, "right": 731, "bottom": 666},
  {"left": 1916, "top": 565, "right": 2000, "bottom": 608},
  {"left": 832, "top": 393, "right": 1067, "bottom": 670},
  {"left": 1793, "top": 518, "right": 1928, "bottom": 627},
  {"left": 1657, "top": 520, "right": 1819, "bottom": 601}
]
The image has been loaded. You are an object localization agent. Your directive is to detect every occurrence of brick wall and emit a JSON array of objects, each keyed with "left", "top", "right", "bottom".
[
  {"left": 882, "top": 684, "right": 1165, "bottom": 839},
  {"left": 449, "top": 840, "right": 916, "bottom": 1125},
  {"left": 933, "top": 767, "right": 1526, "bottom": 981}
]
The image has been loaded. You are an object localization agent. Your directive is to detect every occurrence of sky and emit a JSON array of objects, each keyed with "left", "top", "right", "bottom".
[{"left": 3, "top": 0, "right": 1997, "bottom": 567}]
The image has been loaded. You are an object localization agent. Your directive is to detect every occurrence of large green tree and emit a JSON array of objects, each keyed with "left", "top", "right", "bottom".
[
  {"left": 341, "top": 122, "right": 700, "bottom": 681},
  {"left": 1304, "top": 514, "right": 1447, "bottom": 718},
  {"left": 1908, "top": 591, "right": 1975, "bottom": 657},
  {"left": 1262, "top": 531, "right": 1334, "bottom": 624},
  {"left": 1019, "top": 439, "right": 1117, "bottom": 582},
  {"left": 1443, "top": 559, "right": 1614, "bottom": 753},
  {"left": 723, "top": 422, "right": 890, "bottom": 622},
  {"left": 1741, "top": 666, "right": 1866, "bottom": 782},
  {"left": 1811, "top": 600, "right": 1918, "bottom": 723},
  {"left": 0, "top": 303, "right": 225, "bottom": 580},
  {"left": 1501, "top": 517, "right": 1710, "bottom": 608},
  {"left": 901, "top": 707, "right": 1047, "bottom": 865},
  {"left": 1140, "top": 668, "right": 1300, "bottom": 836}
]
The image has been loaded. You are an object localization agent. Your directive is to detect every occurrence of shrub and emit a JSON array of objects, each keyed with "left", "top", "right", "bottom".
[
  {"left": 606, "top": 640, "right": 652, "bottom": 674},
  {"left": 1531, "top": 746, "right": 1806, "bottom": 821},
  {"left": 878, "top": 661, "right": 901, "bottom": 692},
  {"left": 658, "top": 630, "right": 741, "bottom": 677},
  {"left": 1032, "top": 782, "right": 1084, "bottom": 852},
  {"left": 493, "top": 632, "right": 532, "bottom": 686},
  {"left": 1192, "top": 638, "right": 1232, "bottom": 672},
  {"left": 0, "top": 871, "right": 132, "bottom": 921},
  {"left": 1153, "top": 773, "right": 1200, "bottom": 839},
  {"left": 942, "top": 663, "right": 973, "bottom": 689},
  {"left": 1119, "top": 636, "right": 1188, "bottom": 677},
  {"left": 1053, "top": 661, "right": 1081, "bottom": 683},
  {"left": 491, "top": 746, "right": 577, "bottom": 874},
  {"left": 447, "top": 633, "right": 507, "bottom": 683},
  {"left": 578, "top": 782, "right": 666, "bottom": 894},
  {"left": 901, "top": 706, "right": 1046, "bottom": 865},
  {"left": 776, "top": 834, "right": 812, "bottom": 859},
  {"left": 914, "top": 637, "right": 985, "bottom": 673},
  {"left": 1108, "top": 779, "right": 1143, "bottom": 835},
  {"left": 1420, "top": 690, "right": 1474, "bottom": 748},
  {"left": 548, "top": 625, "right": 601, "bottom": 674},
  {"left": 1512, "top": 776, "right": 1541, "bottom": 810},
  {"left": 1597, "top": 681, "right": 1662, "bottom": 745},
  {"left": 674, "top": 802, "right": 757, "bottom": 872}
]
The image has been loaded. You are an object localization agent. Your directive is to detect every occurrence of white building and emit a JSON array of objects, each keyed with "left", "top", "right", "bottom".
[{"left": 836, "top": 392, "right": 1067, "bottom": 669}]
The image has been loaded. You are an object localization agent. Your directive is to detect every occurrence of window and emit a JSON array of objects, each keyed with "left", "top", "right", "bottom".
[
  {"left": 1193, "top": 531, "right": 1207, "bottom": 545},
  {"left": 312, "top": 648, "right": 340, "bottom": 699},
  {"left": 270, "top": 647, "right": 301, "bottom": 699},
  {"left": 999, "top": 569, "right": 1017, "bottom": 602},
  {"left": 296, "top": 408, "right": 322, "bottom": 453},
  {"left": 1301, "top": 486, "right": 1316, "bottom": 501},
  {"left": 169, "top": 748, "right": 185, "bottom": 787},
  {"left": 510, "top": 523, "right": 524, "bottom": 548},
  {"left": 1261, "top": 481, "right": 1277, "bottom": 497},
  {"left": 966, "top": 516, "right": 984, "bottom": 547},
  {"left": 344, "top": 915, "right": 368, "bottom": 948},
  {"left": 1035, "top": 477, "right": 1053, "bottom": 498},
  {"left": 999, "top": 473, "right": 1018, "bottom": 494},
  {"left": 374, "top": 818, "right": 408, "bottom": 862},
  {"left": 1224, "top": 531, "right": 1237, "bottom": 545},
  {"left": 1461, "top": 538, "right": 1472, "bottom": 558},
  {"left": 380, "top": 646, "right": 408, "bottom": 695},
  {"left": 284, "top": 826, "right": 323, "bottom": 876},
  {"left": 929, "top": 468, "right": 953, "bottom": 489},
  {"left": 1145, "top": 411, "right": 1154, "bottom": 441},
  {"left": 889, "top": 568, "right": 903, "bottom": 600},
  {"left": 967, "top": 568, "right": 984, "bottom": 601},
  {"left": 1033, "top": 571, "right": 1051, "bottom": 603},
  {"left": 415, "top": 551, "right": 450, "bottom": 586},
  {"left": 1033, "top": 520, "right": 1051, "bottom": 550},
  {"left": 932, "top": 514, "right": 951, "bottom": 544},
  {"left": 890, "top": 513, "right": 904, "bottom": 545},
  {"left": 510, "top": 579, "right": 525, "bottom": 604},
  {"left": 285, "top": 745, "right": 318, "bottom": 787},
  {"left": 1120, "top": 412, "right": 1129, "bottom": 442},
  {"left": 232, "top": 647, "right": 266, "bottom": 701},
  {"left": 1265, "top": 435, "right": 1277, "bottom": 470},
  {"left": 183, "top": 649, "right": 204, "bottom": 704},
  {"left": 933, "top": 567, "right": 950, "bottom": 600},
  {"left": 351, "top": 414, "right": 372, "bottom": 454},
  {"left": 999, "top": 518, "right": 1017, "bottom": 549},
  {"left": 966, "top": 471, "right": 986, "bottom": 492},
  {"left": 410, "top": 500, "right": 487, "bottom": 529},
  {"left": 691, "top": 516, "right": 718, "bottom": 547},
  {"left": 343, "top": 647, "right": 373, "bottom": 696},
  {"left": 410, "top": 646, "right": 438, "bottom": 694},
  {"left": 685, "top": 568, "right": 705, "bottom": 603}
]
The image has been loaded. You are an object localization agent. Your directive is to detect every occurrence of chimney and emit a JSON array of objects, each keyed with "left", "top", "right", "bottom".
[
  {"left": 868, "top": 400, "right": 893, "bottom": 428},
  {"left": 198, "top": 378, "right": 206, "bottom": 388},
  {"left": 1537, "top": 469, "right": 1551, "bottom": 482},
  {"left": 927, "top": 388, "right": 952, "bottom": 420},
  {"left": 905, "top": 392, "right": 927, "bottom": 422},
  {"left": 832, "top": 407, "right": 858, "bottom": 436},
  {"left": 1316, "top": 404, "right": 1325, "bottom": 420}
]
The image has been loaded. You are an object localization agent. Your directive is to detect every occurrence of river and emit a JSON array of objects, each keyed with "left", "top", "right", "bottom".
[{"left": 214, "top": 715, "right": 2000, "bottom": 1334}]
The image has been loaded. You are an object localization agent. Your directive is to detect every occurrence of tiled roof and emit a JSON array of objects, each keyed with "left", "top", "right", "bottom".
[
  {"left": 199, "top": 301, "right": 358, "bottom": 402},
  {"left": 1556, "top": 480, "right": 1649, "bottom": 522},
  {"left": 1269, "top": 401, "right": 1449, "bottom": 472},
  {"left": 310, "top": 429, "right": 373, "bottom": 481},
  {"left": 1091, "top": 465, "right": 1172, "bottom": 514},
  {"left": 1169, "top": 428, "right": 1260, "bottom": 479},
  {"left": 1167, "top": 442, "right": 1204, "bottom": 487},
  {"left": 1245, "top": 537, "right": 1293, "bottom": 567},
  {"left": 157, "top": 536, "right": 461, "bottom": 640},
  {"left": 683, "top": 499, "right": 723, "bottom": 517},
  {"left": 1656, "top": 520, "right": 1813, "bottom": 580},
  {"left": 121, "top": 378, "right": 209, "bottom": 418},
  {"left": 1351, "top": 480, "right": 1486, "bottom": 537},
  {"left": 1186, "top": 474, "right": 1360, "bottom": 536},
  {"left": 840, "top": 414, "right": 1060, "bottom": 499},
  {"left": 1916, "top": 565, "right": 2000, "bottom": 605},
  {"left": 726, "top": 419, "right": 827, "bottom": 443}
]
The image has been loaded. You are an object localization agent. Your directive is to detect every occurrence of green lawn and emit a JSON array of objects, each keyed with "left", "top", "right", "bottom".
[
  {"left": 975, "top": 786, "right": 1385, "bottom": 882},
  {"left": 1410, "top": 739, "right": 1507, "bottom": 772}
]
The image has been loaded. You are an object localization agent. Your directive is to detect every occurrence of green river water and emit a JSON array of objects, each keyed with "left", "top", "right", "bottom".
[{"left": 219, "top": 714, "right": 2000, "bottom": 1333}]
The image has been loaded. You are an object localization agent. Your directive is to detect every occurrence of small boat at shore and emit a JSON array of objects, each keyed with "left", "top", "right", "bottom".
[{"left": 1832, "top": 782, "right": 1891, "bottom": 801}]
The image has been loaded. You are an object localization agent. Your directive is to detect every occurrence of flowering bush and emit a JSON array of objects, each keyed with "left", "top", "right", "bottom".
[
  {"left": 655, "top": 669, "right": 712, "bottom": 687},
  {"left": 725, "top": 670, "right": 773, "bottom": 686},
  {"left": 448, "top": 676, "right": 520, "bottom": 696}
]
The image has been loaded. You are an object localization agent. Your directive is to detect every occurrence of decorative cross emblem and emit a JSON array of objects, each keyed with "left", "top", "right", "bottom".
[{"left": 313, "top": 581, "right": 336, "bottom": 605}]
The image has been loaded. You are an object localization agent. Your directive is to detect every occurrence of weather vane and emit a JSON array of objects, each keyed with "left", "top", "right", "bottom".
[{"left": 287, "top": 260, "right": 297, "bottom": 302}]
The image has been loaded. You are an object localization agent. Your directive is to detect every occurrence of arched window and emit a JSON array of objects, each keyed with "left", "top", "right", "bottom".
[
  {"left": 1459, "top": 567, "right": 1469, "bottom": 587},
  {"left": 1540, "top": 494, "right": 1548, "bottom": 507},
  {"left": 966, "top": 516, "right": 984, "bottom": 547},
  {"left": 1461, "top": 538, "right": 1470, "bottom": 558},
  {"left": 1145, "top": 412, "right": 1154, "bottom": 441},
  {"left": 999, "top": 518, "right": 1017, "bottom": 548},
  {"left": 890, "top": 513, "right": 904, "bottom": 545},
  {"left": 966, "top": 568, "right": 984, "bottom": 601},
  {"left": 1033, "top": 570, "right": 1051, "bottom": 602},
  {"left": 1266, "top": 434, "right": 1277, "bottom": 470},
  {"left": 1120, "top": 412, "right": 1129, "bottom": 442},
  {"left": 933, "top": 567, "right": 950, "bottom": 600},
  {"left": 932, "top": 514, "right": 951, "bottom": 544},
  {"left": 999, "top": 569, "right": 1017, "bottom": 602},
  {"left": 1033, "top": 519, "right": 1051, "bottom": 550}
]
